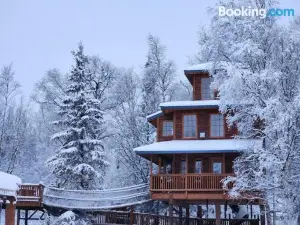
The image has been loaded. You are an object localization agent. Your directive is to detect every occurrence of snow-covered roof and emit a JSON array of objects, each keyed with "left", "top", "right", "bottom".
[
  {"left": 159, "top": 100, "right": 219, "bottom": 110},
  {"left": 134, "top": 139, "right": 262, "bottom": 154},
  {"left": 185, "top": 62, "right": 215, "bottom": 72},
  {"left": 184, "top": 61, "right": 227, "bottom": 73},
  {"left": 146, "top": 110, "right": 163, "bottom": 121},
  {"left": 0, "top": 171, "right": 22, "bottom": 197}
]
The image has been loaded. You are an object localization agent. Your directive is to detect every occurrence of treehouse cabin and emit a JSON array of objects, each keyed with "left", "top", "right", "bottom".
[{"left": 134, "top": 63, "right": 264, "bottom": 225}]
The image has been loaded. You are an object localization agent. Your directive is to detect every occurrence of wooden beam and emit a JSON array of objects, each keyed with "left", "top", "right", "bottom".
[
  {"left": 179, "top": 206, "right": 183, "bottom": 225},
  {"left": 169, "top": 198, "right": 173, "bottom": 225},
  {"left": 197, "top": 206, "right": 202, "bottom": 218},
  {"left": 5, "top": 200, "right": 15, "bottom": 225},
  {"left": 225, "top": 201, "right": 228, "bottom": 219},
  {"left": 172, "top": 154, "right": 175, "bottom": 174},
  {"left": 158, "top": 156, "right": 162, "bottom": 174},
  {"left": 215, "top": 202, "right": 221, "bottom": 225},
  {"left": 185, "top": 205, "right": 190, "bottom": 225},
  {"left": 260, "top": 205, "right": 266, "bottom": 225},
  {"left": 17, "top": 209, "right": 20, "bottom": 225},
  {"left": 130, "top": 206, "right": 134, "bottom": 225},
  {"left": 150, "top": 155, "right": 153, "bottom": 175},
  {"left": 222, "top": 153, "right": 226, "bottom": 173}
]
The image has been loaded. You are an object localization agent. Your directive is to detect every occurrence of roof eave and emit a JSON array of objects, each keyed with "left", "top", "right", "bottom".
[
  {"left": 135, "top": 149, "right": 241, "bottom": 154},
  {"left": 160, "top": 105, "right": 219, "bottom": 111}
]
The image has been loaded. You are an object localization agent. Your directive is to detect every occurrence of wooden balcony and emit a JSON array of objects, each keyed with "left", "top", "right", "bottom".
[
  {"left": 150, "top": 173, "right": 234, "bottom": 201},
  {"left": 16, "top": 184, "right": 44, "bottom": 208}
]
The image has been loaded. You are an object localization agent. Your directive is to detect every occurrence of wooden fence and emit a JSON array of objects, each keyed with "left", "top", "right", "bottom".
[{"left": 90, "top": 211, "right": 260, "bottom": 225}]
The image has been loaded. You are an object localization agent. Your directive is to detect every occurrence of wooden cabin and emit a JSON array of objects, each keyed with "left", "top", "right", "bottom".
[{"left": 134, "top": 63, "right": 264, "bottom": 225}]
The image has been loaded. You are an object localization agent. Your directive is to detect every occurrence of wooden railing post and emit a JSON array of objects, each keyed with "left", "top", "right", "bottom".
[{"left": 130, "top": 206, "right": 134, "bottom": 225}]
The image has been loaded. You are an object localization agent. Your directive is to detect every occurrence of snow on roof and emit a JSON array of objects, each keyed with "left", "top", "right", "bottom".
[
  {"left": 185, "top": 62, "right": 215, "bottom": 72},
  {"left": 146, "top": 110, "right": 163, "bottom": 121},
  {"left": 134, "top": 139, "right": 262, "bottom": 154},
  {"left": 159, "top": 100, "right": 219, "bottom": 110},
  {"left": 0, "top": 171, "right": 22, "bottom": 197},
  {"left": 185, "top": 61, "right": 228, "bottom": 72}
]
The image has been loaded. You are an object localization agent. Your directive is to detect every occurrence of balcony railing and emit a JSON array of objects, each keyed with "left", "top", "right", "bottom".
[{"left": 150, "top": 173, "right": 234, "bottom": 192}]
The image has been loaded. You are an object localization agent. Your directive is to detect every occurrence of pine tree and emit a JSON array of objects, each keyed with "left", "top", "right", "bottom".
[{"left": 47, "top": 43, "right": 109, "bottom": 190}]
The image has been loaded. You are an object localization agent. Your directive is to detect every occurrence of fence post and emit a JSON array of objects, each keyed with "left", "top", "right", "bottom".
[{"left": 130, "top": 206, "right": 134, "bottom": 225}]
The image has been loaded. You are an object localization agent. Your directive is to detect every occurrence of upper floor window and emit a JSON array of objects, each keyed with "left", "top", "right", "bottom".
[
  {"left": 183, "top": 115, "right": 197, "bottom": 138},
  {"left": 162, "top": 121, "right": 173, "bottom": 136},
  {"left": 201, "top": 77, "right": 214, "bottom": 100},
  {"left": 210, "top": 114, "right": 224, "bottom": 137}
]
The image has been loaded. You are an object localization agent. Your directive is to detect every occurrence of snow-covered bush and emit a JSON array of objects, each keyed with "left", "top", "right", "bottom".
[{"left": 52, "top": 211, "right": 91, "bottom": 225}]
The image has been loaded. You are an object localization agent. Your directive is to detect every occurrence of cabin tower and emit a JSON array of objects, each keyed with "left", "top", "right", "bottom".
[{"left": 134, "top": 63, "right": 264, "bottom": 225}]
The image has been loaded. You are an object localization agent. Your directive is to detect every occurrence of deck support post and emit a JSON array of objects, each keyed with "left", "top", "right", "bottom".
[
  {"left": 197, "top": 206, "right": 203, "bottom": 225},
  {"left": 185, "top": 205, "right": 190, "bottom": 225},
  {"left": 197, "top": 206, "right": 202, "bottom": 218},
  {"left": 168, "top": 199, "right": 173, "bottom": 225},
  {"left": 179, "top": 206, "right": 183, "bottom": 225},
  {"left": 224, "top": 201, "right": 227, "bottom": 219},
  {"left": 215, "top": 202, "right": 221, "bottom": 225},
  {"left": 17, "top": 209, "right": 20, "bottom": 225},
  {"left": 130, "top": 206, "right": 134, "bottom": 225},
  {"left": 5, "top": 199, "right": 15, "bottom": 225},
  {"left": 25, "top": 209, "right": 29, "bottom": 225},
  {"left": 206, "top": 200, "right": 209, "bottom": 218},
  {"left": 260, "top": 205, "right": 266, "bottom": 225}
]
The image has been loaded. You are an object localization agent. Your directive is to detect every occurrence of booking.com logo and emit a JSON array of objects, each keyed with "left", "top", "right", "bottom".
[{"left": 219, "top": 6, "right": 295, "bottom": 18}]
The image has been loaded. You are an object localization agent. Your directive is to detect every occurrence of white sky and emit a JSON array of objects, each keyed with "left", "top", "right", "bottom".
[{"left": 0, "top": 0, "right": 299, "bottom": 96}]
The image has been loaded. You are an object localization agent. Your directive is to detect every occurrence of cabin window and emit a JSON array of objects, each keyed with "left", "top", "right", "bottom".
[
  {"left": 195, "top": 160, "right": 202, "bottom": 173},
  {"left": 210, "top": 114, "right": 224, "bottom": 137},
  {"left": 162, "top": 121, "right": 173, "bottom": 136},
  {"left": 165, "top": 161, "right": 172, "bottom": 174},
  {"left": 213, "top": 162, "right": 222, "bottom": 174},
  {"left": 201, "top": 77, "right": 214, "bottom": 100},
  {"left": 181, "top": 160, "right": 186, "bottom": 174},
  {"left": 183, "top": 115, "right": 197, "bottom": 138}
]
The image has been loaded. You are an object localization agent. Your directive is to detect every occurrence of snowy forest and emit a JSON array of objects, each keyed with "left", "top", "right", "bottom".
[
  {"left": 0, "top": 34, "right": 191, "bottom": 187},
  {"left": 1, "top": 0, "right": 300, "bottom": 224}
]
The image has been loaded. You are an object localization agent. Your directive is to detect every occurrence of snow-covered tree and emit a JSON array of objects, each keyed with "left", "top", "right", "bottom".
[
  {"left": 47, "top": 43, "right": 109, "bottom": 190},
  {"left": 110, "top": 70, "right": 150, "bottom": 186},
  {"left": 144, "top": 34, "right": 177, "bottom": 104},
  {"left": 194, "top": 0, "right": 300, "bottom": 222},
  {"left": 52, "top": 211, "right": 91, "bottom": 225}
]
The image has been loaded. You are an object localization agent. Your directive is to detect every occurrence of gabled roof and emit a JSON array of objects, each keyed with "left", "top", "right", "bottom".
[{"left": 134, "top": 139, "right": 262, "bottom": 154}]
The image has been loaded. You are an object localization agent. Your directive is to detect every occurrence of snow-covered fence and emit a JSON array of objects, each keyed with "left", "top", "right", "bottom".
[{"left": 43, "top": 183, "right": 150, "bottom": 210}]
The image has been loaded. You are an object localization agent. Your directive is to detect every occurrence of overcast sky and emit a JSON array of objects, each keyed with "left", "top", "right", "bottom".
[{"left": 0, "top": 0, "right": 299, "bottom": 96}]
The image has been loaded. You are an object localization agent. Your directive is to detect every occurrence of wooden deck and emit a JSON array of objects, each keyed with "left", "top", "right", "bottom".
[
  {"left": 150, "top": 173, "right": 236, "bottom": 201},
  {"left": 151, "top": 173, "right": 233, "bottom": 192},
  {"left": 16, "top": 184, "right": 43, "bottom": 208}
]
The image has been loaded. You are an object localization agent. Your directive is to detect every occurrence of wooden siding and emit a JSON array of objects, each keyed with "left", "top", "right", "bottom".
[
  {"left": 157, "top": 153, "right": 238, "bottom": 174},
  {"left": 193, "top": 74, "right": 205, "bottom": 100},
  {"left": 157, "top": 109, "right": 237, "bottom": 141}
]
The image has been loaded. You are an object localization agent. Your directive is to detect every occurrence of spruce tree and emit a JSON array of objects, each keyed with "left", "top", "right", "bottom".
[{"left": 47, "top": 43, "right": 109, "bottom": 190}]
